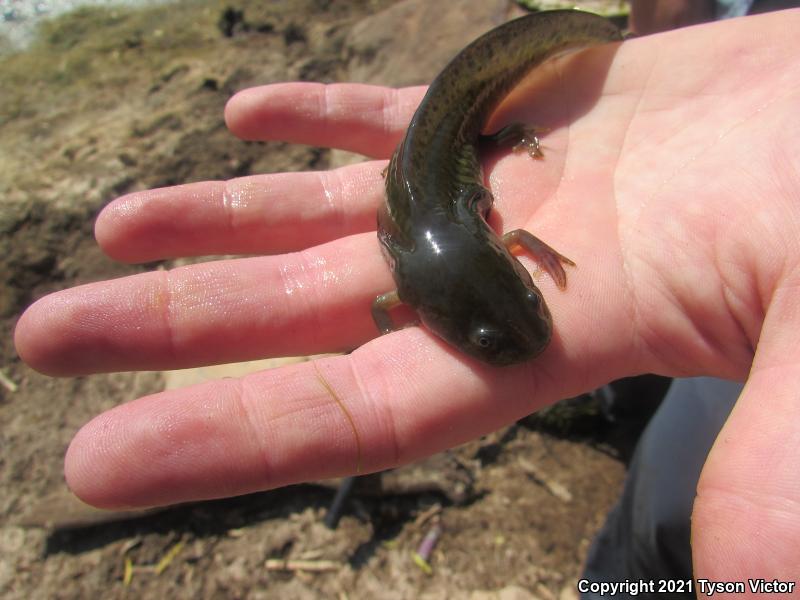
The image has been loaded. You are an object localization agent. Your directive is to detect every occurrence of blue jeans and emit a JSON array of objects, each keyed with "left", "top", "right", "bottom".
[{"left": 581, "top": 378, "right": 742, "bottom": 598}]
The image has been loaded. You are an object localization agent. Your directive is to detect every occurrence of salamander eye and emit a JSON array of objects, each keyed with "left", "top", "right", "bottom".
[
  {"left": 525, "top": 290, "right": 540, "bottom": 307},
  {"left": 470, "top": 327, "right": 499, "bottom": 351}
]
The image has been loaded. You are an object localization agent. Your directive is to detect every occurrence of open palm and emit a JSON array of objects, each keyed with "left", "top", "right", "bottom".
[{"left": 15, "top": 9, "right": 800, "bottom": 580}]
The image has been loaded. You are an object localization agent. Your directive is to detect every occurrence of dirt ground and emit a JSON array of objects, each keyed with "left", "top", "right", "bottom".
[{"left": 0, "top": 1, "right": 671, "bottom": 598}]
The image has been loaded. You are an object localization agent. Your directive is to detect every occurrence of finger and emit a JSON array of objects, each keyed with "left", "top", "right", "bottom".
[
  {"left": 693, "top": 281, "right": 800, "bottom": 580},
  {"left": 64, "top": 327, "right": 581, "bottom": 509},
  {"left": 224, "top": 83, "right": 426, "bottom": 158},
  {"left": 96, "top": 161, "right": 385, "bottom": 263},
  {"left": 15, "top": 233, "right": 391, "bottom": 376}
]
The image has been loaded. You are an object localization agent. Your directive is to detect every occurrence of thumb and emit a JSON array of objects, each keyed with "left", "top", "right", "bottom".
[{"left": 693, "top": 281, "right": 800, "bottom": 581}]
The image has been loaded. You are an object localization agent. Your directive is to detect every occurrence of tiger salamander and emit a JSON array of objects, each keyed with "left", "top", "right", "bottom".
[{"left": 373, "top": 10, "right": 621, "bottom": 365}]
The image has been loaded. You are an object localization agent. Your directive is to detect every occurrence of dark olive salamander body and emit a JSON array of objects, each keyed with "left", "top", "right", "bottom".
[{"left": 376, "top": 10, "right": 621, "bottom": 365}]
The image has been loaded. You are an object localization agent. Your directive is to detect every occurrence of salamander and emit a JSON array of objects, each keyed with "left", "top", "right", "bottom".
[{"left": 373, "top": 9, "right": 622, "bottom": 365}]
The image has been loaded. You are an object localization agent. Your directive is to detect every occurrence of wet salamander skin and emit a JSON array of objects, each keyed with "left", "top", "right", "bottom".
[{"left": 376, "top": 10, "right": 621, "bottom": 365}]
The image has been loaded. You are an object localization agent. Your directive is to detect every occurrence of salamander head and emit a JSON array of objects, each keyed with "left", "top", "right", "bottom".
[
  {"left": 391, "top": 213, "right": 556, "bottom": 366},
  {"left": 415, "top": 264, "right": 553, "bottom": 366},
  {"left": 464, "top": 286, "right": 552, "bottom": 365}
]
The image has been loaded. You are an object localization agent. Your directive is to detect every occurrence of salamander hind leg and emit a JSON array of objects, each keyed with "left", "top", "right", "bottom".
[
  {"left": 483, "top": 123, "right": 549, "bottom": 159},
  {"left": 503, "top": 229, "right": 575, "bottom": 289}
]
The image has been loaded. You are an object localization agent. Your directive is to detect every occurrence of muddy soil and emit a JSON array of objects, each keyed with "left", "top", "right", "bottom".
[{"left": 0, "top": 1, "right": 668, "bottom": 598}]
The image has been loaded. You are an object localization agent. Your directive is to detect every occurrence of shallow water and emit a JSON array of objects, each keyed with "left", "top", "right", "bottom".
[{"left": 0, "top": 0, "right": 165, "bottom": 50}]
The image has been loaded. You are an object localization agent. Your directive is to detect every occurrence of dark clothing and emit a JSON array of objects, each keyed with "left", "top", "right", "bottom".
[{"left": 581, "top": 378, "right": 741, "bottom": 598}]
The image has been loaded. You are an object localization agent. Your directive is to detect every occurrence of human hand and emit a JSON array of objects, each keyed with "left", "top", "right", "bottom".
[{"left": 14, "top": 9, "right": 800, "bottom": 580}]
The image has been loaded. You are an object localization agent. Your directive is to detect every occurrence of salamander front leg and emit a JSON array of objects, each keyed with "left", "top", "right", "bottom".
[
  {"left": 503, "top": 229, "right": 575, "bottom": 289},
  {"left": 372, "top": 290, "right": 403, "bottom": 334},
  {"left": 483, "top": 123, "right": 549, "bottom": 159}
]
